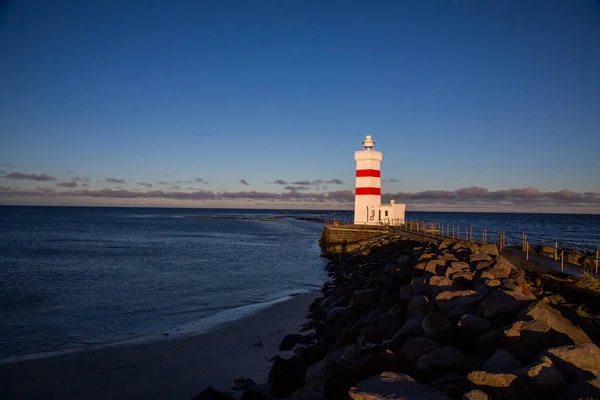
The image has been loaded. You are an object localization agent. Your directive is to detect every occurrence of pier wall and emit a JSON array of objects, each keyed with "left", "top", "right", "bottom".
[{"left": 319, "top": 225, "right": 388, "bottom": 255}]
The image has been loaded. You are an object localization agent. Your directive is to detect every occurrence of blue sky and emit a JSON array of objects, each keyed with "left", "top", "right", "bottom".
[{"left": 1, "top": 0, "right": 599, "bottom": 211}]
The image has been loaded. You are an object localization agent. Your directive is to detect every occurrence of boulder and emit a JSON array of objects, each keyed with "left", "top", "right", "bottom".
[
  {"left": 349, "top": 372, "right": 452, "bottom": 400},
  {"left": 422, "top": 312, "right": 451, "bottom": 338},
  {"left": 326, "top": 306, "right": 347, "bottom": 321},
  {"left": 387, "top": 317, "right": 425, "bottom": 352},
  {"left": 429, "top": 276, "right": 455, "bottom": 297},
  {"left": 240, "top": 385, "right": 271, "bottom": 400},
  {"left": 397, "top": 254, "right": 411, "bottom": 266},
  {"left": 458, "top": 314, "right": 491, "bottom": 333},
  {"left": 232, "top": 377, "right": 256, "bottom": 391},
  {"left": 416, "top": 345, "right": 469, "bottom": 375},
  {"left": 280, "top": 333, "right": 313, "bottom": 351},
  {"left": 482, "top": 300, "right": 523, "bottom": 320},
  {"left": 542, "top": 294, "right": 566, "bottom": 306},
  {"left": 425, "top": 259, "right": 448, "bottom": 276},
  {"left": 540, "top": 245, "right": 557, "bottom": 259},
  {"left": 540, "top": 343, "right": 600, "bottom": 381},
  {"left": 565, "top": 252, "right": 581, "bottom": 266},
  {"left": 445, "top": 262, "right": 471, "bottom": 279},
  {"left": 479, "top": 349, "right": 523, "bottom": 373},
  {"left": 483, "top": 279, "right": 502, "bottom": 289},
  {"left": 467, "top": 371, "right": 529, "bottom": 400},
  {"left": 398, "top": 283, "right": 412, "bottom": 301},
  {"left": 407, "top": 295, "right": 433, "bottom": 319},
  {"left": 438, "top": 252, "right": 459, "bottom": 262},
  {"left": 470, "top": 253, "right": 493, "bottom": 265},
  {"left": 479, "top": 244, "right": 500, "bottom": 256},
  {"left": 397, "top": 337, "right": 441, "bottom": 364},
  {"left": 524, "top": 355, "right": 566, "bottom": 395},
  {"left": 480, "top": 302, "right": 592, "bottom": 364},
  {"left": 558, "top": 378, "right": 600, "bottom": 400},
  {"left": 462, "top": 390, "right": 491, "bottom": 400},
  {"left": 194, "top": 387, "right": 236, "bottom": 400},
  {"left": 268, "top": 356, "right": 306, "bottom": 397},
  {"left": 410, "top": 276, "right": 427, "bottom": 295},
  {"left": 435, "top": 290, "right": 479, "bottom": 314},
  {"left": 431, "top": 372, "right": 470, "bottom": 397},
  {"left": 480, "top": 257, "right": 515, "bottom": 280},
  {"left": 362, "top": 304, "right": 405, "bottom": 343}
]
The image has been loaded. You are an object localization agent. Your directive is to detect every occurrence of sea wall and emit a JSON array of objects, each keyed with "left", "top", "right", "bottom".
[{"left": 319, "top": 225, "right": 389, "bottom": 256}]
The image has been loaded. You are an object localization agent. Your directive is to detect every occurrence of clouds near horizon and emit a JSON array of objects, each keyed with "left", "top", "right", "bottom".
[{"left": 2, "top": 172, "right": 57, "bottom": 181}]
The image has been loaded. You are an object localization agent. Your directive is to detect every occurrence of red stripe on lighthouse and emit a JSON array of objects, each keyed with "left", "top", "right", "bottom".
[
  {"left": 356, "top": 169, "right": 380, "bottom": 178},
  {"left": 355, "top": 187, "right": 381, "bottom": 195}
]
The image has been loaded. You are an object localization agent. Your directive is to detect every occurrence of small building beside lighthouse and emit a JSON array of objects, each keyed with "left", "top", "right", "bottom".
[{"left": 354, "top": 135, "right": 405, "bottom": 225}]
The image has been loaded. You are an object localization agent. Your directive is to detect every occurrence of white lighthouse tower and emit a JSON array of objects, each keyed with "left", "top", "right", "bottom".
[{"left": 354, "top": 135, "right": 405, "bottom": 225}]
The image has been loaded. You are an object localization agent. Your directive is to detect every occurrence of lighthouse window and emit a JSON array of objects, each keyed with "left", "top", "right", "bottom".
[
  {"left": 371, "top": 210, "right": 375, "bottom": 217},
  {"left": 385, "top": 211, "right": 388, "bottom": 217}
]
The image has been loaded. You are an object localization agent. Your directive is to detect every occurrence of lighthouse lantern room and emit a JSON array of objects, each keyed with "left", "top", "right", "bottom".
[{"left": 354, "top": 135, "right": 405, "bottom": 225}]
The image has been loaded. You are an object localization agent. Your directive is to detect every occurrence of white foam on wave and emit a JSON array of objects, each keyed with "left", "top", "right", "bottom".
[{"left": 0, "top": 289, "right": 315, "bottom": 366}]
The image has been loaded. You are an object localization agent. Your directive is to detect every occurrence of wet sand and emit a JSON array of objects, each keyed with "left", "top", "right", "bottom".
[{"left": 0, "top": 292, "right": 318, "bottom": 400}]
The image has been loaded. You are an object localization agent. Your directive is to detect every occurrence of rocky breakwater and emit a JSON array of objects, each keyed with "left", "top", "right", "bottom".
[{"left": 196, "top": 235, "right": 600, "bottom": 400}]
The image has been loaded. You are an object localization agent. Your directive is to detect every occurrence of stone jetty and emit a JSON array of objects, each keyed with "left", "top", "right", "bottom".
[{"left": 196, "top": 233, "right": 600, "bottom": 400}]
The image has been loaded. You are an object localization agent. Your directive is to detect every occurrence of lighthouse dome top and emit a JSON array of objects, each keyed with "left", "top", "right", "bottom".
[{"left": 362, "top": 135, "right": 375, "bottom": 150}]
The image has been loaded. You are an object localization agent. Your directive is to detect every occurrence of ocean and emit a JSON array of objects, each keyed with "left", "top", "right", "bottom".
[{"left": 0, "top": 206, "right": 599, "bottom": 361}]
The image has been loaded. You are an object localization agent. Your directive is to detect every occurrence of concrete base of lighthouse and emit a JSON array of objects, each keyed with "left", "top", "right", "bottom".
[{"left": 356, "top": 200, "right": 406, "bottom": 226}]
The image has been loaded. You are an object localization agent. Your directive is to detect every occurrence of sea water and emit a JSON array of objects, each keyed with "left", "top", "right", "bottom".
[{"left": 0, "top": 206, "right": 598, "bottom": 360}]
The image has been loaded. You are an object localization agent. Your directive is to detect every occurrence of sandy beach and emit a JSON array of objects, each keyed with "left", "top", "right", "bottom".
[{"left": 0, "top": 292, "right": 318, "bottom": 400}]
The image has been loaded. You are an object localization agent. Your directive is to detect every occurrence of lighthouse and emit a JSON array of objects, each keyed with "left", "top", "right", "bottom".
[{"left": 354, "top": 135, "right": 405, "bottom": 225}]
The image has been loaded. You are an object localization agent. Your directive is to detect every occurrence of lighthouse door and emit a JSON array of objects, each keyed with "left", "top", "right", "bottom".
[{"left": 378, "top": 210, "right": 381, "bottom": 221}]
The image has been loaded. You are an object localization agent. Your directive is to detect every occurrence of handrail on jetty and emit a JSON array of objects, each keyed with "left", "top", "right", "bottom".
[
  {"left": 323, "top": 218, "right": 600, "bottom": 276},
  {"left": 393, "top": 220, "right": 600, "bottom": 276}
]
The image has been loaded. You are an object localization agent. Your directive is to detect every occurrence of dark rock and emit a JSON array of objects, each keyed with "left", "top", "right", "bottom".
[
  {"left": 194, "top": 387, "right": 236, "bottom": 400},
  {"left": 558, "top": 378, "right": 600, "bottom": 400},
  {"left": 240, "top": 385, "right": 271, "bottom": 400},
  {"left": 422, "top": 312, "right": 451, "bottom": 338},
  {"left": 429, "top": 276, "right": 455, "bottom": 297},
  {"left": 523, "top": 355, "right": 566, "bottom": 396},
  {"left": 416, "top": 345, "right": 469, "bottom": 375},
  {"left": 462, "top": 389, "right": 491, "bottom": 400},
  {"left": 445, "top": 262, "right": 471, "bottom": 279},
  {"left": 387, "top": 317, "right": 425, "bottom": 352},
  {"left": 349, "top": 372, "right": 452, "bottom": 400},
  {"left": 345, "top": 351, "right": 404, "bottom": 392},
  {"left": 458, "top": 314, "right": 491, "bottom": 333},
  {"left": 470, "top": 252, "right": 493, "bottom": 265},
  {"left": 362, "top": 304, "right": 405, "bottom": 344},
  {"left": 233, "top": 377, "right": 256, "bottom": 391},
  {"left": 280, "top": 333, "right": 313, "bottom": 351},
  {"left": 407, "top": 295, "right": 433, "bottom": 319},
  {"left": 438, "top": 252, "right": 459, "bottom": 262},
  {"left": 398, "top": 284, "right": 412, "bottom": 301},
  {"left": 410, "top": 276, "right": 427, "bottom": 295},
  {"left": 543, "top": 294, "right": 566, "bottom": 306},
  {"left": 431, "top": 372, "right": 470, "bottom": 397},
  {"left": 397, "top": 337, "right": 442, "bottom": 364},
  {"left": 480, "top": 257, "right": 515, "bottom": 280},
  {"left": 540, "top": 343, "right": 600, "bottom": 381},
  {"left": 482, "top": 300, "right": 523, "bottom": 320},
  {"left": 483, "top": 279, "right": 502, "bottom": 288},
  {"left": 397, "top": 254, "right": 411, "bottom": 266},
  {"left": 479, "top": 349, "right": 523, "bottom": 373},
  {"left": 268, "top": 355, "right": 306, "bottom": 397},
  {"left": 435, "top": 290, "right": 478, "bottom": 314},
  {"left": 467, "top": 371, "right": 530, "bottom": 400},
  {"left": 326, "top": 306, "right": 347, "bottom": 321},
  {"left": 425, "top": 260, "right": 447, "bottom": 276}
]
